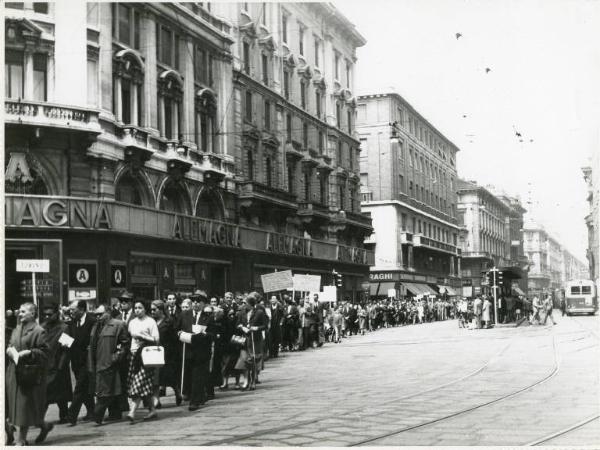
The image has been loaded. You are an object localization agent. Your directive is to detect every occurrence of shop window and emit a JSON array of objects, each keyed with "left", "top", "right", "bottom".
[
  {"left": 5, "top": 50, "right": 24, "bottom": 99},
  {"left": 112, "top": 3, "right": 141, "bottom": 49},
  {"left": 5, "top": 163, "right": 48, "bottom": 195},
  {"left": 115, "top": 172, "right": 144, "bottom": 206},
  {"left": 132, "top": 260, "right": 156, "bottom": 276}
]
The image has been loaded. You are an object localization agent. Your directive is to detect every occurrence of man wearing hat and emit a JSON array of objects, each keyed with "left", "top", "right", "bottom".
[
  {"left": 118, "top": 290, "right": 135, "bottom": 326},
  {"left": 116, "top": 290, "right": 134, "bottom": 415},
  {"left": 88, "top": 305, "right": 130, "bottom": 425}
]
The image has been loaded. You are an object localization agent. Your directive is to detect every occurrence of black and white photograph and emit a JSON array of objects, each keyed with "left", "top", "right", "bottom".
[{"left": 3, "top": 0, "right": 600, "bottom": 447}]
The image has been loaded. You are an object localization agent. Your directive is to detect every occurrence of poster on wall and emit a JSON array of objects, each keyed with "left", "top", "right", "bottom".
[{"left": 68, "top": 262, "right": 97, "bottom": 304}]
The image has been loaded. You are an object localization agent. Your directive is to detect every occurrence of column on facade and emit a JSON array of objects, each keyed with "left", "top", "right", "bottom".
[
  {"left": 449, "top": 255, "right": 455, "bottom": 277},
  {"left": 158, "top": 96, "right": 165, "bottom": 138},
  {"left": 142, "top": 11, "right": 158, "bottom": 132},
  {"left": 23, "top": 51, "right": 34, "bottom": 100},
  {"left": 323, "top": 34, "right": 335, "bottom": 128},
  {"left": 182, "top": 36, "right": 194, "bottom": 147},
  {"left": 407, "top": 245, "right": 414, "bottom": 270},
  {"left": 114, "top": 77, "right": 122, "bottom": 122},
  {"left": 276, "top": 106, "right": 286, "bottom": 190},
  {"left": 99, "top": 3, "right": 113, "bottom": 115}
]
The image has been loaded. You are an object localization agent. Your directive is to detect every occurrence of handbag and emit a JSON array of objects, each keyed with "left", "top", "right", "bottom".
[
  {"left": 141, "top": 346, "right": 165, "bottom": 368},
  {"left": 230, "top": 335, "right": 246, "bottom": 347},
  {"left": 16, "top": 363, "right": 43, "bottom": 388}
]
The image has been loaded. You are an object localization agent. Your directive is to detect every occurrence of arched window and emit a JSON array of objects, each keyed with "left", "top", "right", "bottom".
[
  {"left": 4, "top": 153, "right": 49, "bottom": 195},
  {"left": 195, "top": 88, "right": 217, "bottom": 153},
  {"left": 113, "top": 50, "right": 144, "bottom": 126},
  {"left": 196, "top": 189, "right": 224, "bottom": 220},
  {"left": 115, "top": 172, "right": 144, "bottom": 206},
  {"left": 160, "top": 180, "right": 187, "bottom": 214},
  {"left": 158, "top": 70, "right": 183, "bottom": 140}
]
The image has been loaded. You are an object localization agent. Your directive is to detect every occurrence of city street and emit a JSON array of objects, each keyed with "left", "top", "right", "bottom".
[{"left": 44, "top": 314, "right": 600, "bottom": 446}]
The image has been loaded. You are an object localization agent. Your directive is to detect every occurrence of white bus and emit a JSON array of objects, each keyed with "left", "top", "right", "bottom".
[{"left": 565, "top": 279, "right": 598, "bottom": 316}]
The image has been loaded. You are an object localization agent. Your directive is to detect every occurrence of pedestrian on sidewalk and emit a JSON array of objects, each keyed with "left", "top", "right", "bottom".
[
  {"left": 482, "top": 297, "right": 492, "bottom": 328},
  {"left": 6, "top": 302, "right": 53, "bottom": 445},
  {"left": 542, "top": 295, "right": 557, "bottom": 325},
  {"left": 473, "top": 296, "right": 483, "bottom": 329}
]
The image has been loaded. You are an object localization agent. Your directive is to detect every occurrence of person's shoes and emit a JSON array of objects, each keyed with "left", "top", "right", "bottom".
[
  {"left": 106, "top": 415, "right": 122, "bottom": 422},
  {"left": 188, "top": 404, "right": 199, "bottom": 411},
  {"left": 155, "top": 401, "right": 162, "bottom": 410},
  {"left": 15, "top": 440, "right": 27, "bottom": 446},
  {"left": 143, "top": 412, "right": 157, "bottom": 421},
  {"left": 57, "top": 417, "right": 70, "bottom": 425},
  {"left": 175, "top": 393, "right": 183, "bottom": 406},
  {"left": 94, "top": 418, "right": 104, "bottom": 427},
  {"left": 34, "top": 423, "right": 53, "bottom": 444},
  {"left": 81, "top": 415, "right": 94, "bottom": 422},
  {"left": 126, "top": 414, "right": 135, "bottom": 425},
  {"left": 255, "top": 379, "right": 261, "bottom": 384},
  {"left": 183, "top": 395, "right": 190, "bottom": 402},
  {"left": 207, "top": 393, "right": 215, "bottom": 400},
  {"left": 233, "top": 383, "right": 241, "bottom": 390},
  {"left": 6, "top": 423, "right": 16, "bottom": 445}
]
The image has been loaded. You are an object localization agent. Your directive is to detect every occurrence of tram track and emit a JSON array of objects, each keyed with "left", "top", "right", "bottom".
[
  {"left": 526, "top": 414, "right": 600, "bottom": 446},
  {"left": 348, "top": 336, "right": 560, "bottom": 446},
  {"left": 202, "top": 339, "right": 514, "bottom": 446}
]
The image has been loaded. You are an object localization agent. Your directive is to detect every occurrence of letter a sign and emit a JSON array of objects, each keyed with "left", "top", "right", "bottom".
[
  {"left": 68, "top": 263, "right": 97, "bottom": 288},
  {"left": 110, "top": 264, "right": 127, "bottom": 288}
]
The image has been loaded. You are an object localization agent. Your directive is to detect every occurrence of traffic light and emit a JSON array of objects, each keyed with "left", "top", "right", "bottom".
[
  {"left": 332, "top": 270, "right": 343, "bottom": 288},
  {"left": 497, "top": 270, "right": 504, "bottom": 285}
]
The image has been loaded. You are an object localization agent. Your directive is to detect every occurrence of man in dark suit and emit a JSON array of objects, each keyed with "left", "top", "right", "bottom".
[
  {"left": 116, "top": 290, "right": 135, "bottom": 417},
  {"left": 174, "top": 298, "right": 194, "bottom": 401},
  {"left": 282, "top": 296, "right": 299, "bottom": 351},
  {"left": 67, "top": 300, "right": 96, "bottom": 426},
  {"left": 165, "top": 292, "right": 180, "bottom": 321},
  {"left": 268, "top": 296, "right": 284, "bottom": 358}
]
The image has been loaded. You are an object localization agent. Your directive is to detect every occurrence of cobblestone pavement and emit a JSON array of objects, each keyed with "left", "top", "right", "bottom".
[{"left": 42, "top": 314, "right": 599, "bottom": 446}]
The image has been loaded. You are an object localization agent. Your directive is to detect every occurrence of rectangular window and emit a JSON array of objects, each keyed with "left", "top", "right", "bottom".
[
  {"left": 334, "top": 52, "right": 340, "bottom": 79},
  {"left": 33, "top": 2, "right": 48, "bottom": 13},
  {"left": 245, "top": 91, "right": 252, "bottom": 121},
  {"left": 283, "top": 70, "right": 290, "bottom": 99},
  {"left": 399, "top": 175, "right": 404, "bottom": 193},
  {"left": 288, "top": 164, "right": 294, "bottom": 194},
  {"left": 337, "top": 140, "right": 343, "bottom": 165},
  {"left": 264, "top": 100, "right": 270, "bottom": 130},
  {"left": 303, "top": 122, "right": 308, "bottom": 149},
  {"left": 299, "top": 25, "right": 304, "bottom": 55},
  {"left": 174, "top": 34, "right": 180, "bottom": 70},
  {"left": 5, "top": 3, "right": 24, "bottom": 9},
  {"left": 87, "top": 58, "right": 99, "bottom": 106},
  {"left": 208, "top": 54, "right": 214, "bottom": 86},
  {"left": 336, "top": 103, "right": 341, "bottom": 128},
  {"left": 159, "top": 26, "right": 172, "bottom": 66},
  {"left": 314, "top": 38, "right": 320, "bottom": 67},
  {"left": 347, "top": 109, "right": 352, "bottom": 133},
  {"left": 345, "top": 61, "right": 351, "bottom": 88},
  {"left": 32, "top": 53, "right": 47, "bottom": 101},
  {"left": 320, "top": 177, "right": 327, "bottom": 205},
  {"left": 5, "top": 50, "right": 24, "bottom": 99},
  {"left": 315, "top": 91, "right": 321, "bottom": 118},
  {"left": 262, "top": 53, "right": 269, "bottom": 85},
  {"left": 300, "top": 82, "right": 306, "bottom": 109},
  {"left": 118, "top": 4, "right": 131, "bottom": 46},
  {"left": 339, "top": 184, "right": 345, "bottom": 209},
  {"left": 349, "top": 148, "right": 354, "bottom": 170},
  {"left": 318, "top": 131, "right": 324, "bottom": 153},
  {"left": 282, "top": 14, "right": 288, "bottom": 43},
  {"left": 243, "top": 41, "right": 250, "bottom": 74},
  {"left": 286, "top": 114, "right": 292, "bottom": 142}
]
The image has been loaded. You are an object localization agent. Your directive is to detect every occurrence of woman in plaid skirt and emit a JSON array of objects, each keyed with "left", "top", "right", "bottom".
[{"left": 126, "top": 301, "right": 160, "bottom": 423}]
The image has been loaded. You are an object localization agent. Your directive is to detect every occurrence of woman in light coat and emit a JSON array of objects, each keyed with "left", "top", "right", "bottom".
[
  {"left": 482, "top": 297, "right": 492, "bottom": 328},
  {"left": 6, "top": 303, "right": 52, "bottom": 445}
]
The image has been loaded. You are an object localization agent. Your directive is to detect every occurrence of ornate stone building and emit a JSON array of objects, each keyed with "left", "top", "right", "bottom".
[
  {"left": 583, "top": 148, "right": 599, "bottom": 285},
  {"left": 4, "top": 2, "right": 373, "bottom": 309}
]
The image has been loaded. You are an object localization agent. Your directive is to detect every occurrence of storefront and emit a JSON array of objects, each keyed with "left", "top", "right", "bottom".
[
  {"left": 368, "top": 270, "right": 461, "bottom": 300},
  {"left": 5, "top": 195, "right": 373, "bottom": 310}
]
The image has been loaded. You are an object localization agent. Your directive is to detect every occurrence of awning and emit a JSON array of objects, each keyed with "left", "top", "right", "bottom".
[
  {"left": 369, "top": 281, "right": 396, "bottom": 296},
  {"left": 403, "top": 282, "right": 432, "bottom": 296},
  {"left": 438, "top": 285, "right": 458, "bottom": 296},
  {"left": 512, "top": 286, "right": 525, "bottom": 296}
]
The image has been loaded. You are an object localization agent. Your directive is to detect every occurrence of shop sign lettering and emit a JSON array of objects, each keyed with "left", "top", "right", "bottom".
[
  {"left": 266, "top": 233, "right": 313, "bottom": 257},
  {"left": 370, "top": 273, "right": 394, "bottom": 281},
  {"left": 172, "top": 215, "right": 241, "bottom": 247},
  {"left": 8, "top": 197, "right": 112, "bottom": 230}
]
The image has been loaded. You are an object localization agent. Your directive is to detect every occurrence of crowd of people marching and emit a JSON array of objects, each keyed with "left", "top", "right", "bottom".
[{"left": 5, "top": 288, "right": 551, "bottom": 445}]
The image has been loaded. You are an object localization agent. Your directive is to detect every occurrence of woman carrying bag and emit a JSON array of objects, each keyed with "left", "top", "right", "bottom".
[
  {"left": 235, "top": 292, "right": 268, "bottom": 391},
  {"left": 5, "top": 302, "right": 52, "bottom": 446},
  {"left": 126, "top": 301, "right": 160, "bottom": 423}
]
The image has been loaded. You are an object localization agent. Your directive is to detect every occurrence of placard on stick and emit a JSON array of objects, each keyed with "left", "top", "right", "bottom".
[
  {"left": 293, "top": 274, "right": 321, "bottom": 293},
  {"left": 261, "top": 270, "right": 294, "bottom": 293}
]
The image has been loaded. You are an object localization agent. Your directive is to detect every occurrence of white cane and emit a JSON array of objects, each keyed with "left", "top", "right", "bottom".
[
  {"left": 180, "top": 342, "right": 186, "bottom": 397},
  {"left": 250, "top": 331, "right": 256, "bottom": 387}
]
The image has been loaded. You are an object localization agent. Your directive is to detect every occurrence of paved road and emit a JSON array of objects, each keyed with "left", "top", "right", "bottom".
[{"left": 42, "top": 313, "right": 600, "bottom": 446}]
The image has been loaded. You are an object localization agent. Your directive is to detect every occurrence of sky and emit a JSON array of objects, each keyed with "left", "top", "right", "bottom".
[{"left": 334, "top": 0, "right": 600, "bottom": 262}]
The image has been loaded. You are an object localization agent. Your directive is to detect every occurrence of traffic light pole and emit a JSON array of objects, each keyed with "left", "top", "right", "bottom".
[{"left": 492, "top": 267, "right": 498, "bottom": 325}]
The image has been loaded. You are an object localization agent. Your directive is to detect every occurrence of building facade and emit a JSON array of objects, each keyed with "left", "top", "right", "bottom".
[
  {"left": 583, "top": 148, "right": 599, "bottom": 285},
  {"left": 523, "top": 221, "right": 587, "bottom": 298},
  {"left": 4, "top": 2, "right": 373, "bottom": 311},
  {"left": 357, "top": 93, "right": 462, "bottom": 298},
  {"left": 456, "top": 180, "right": 528, "bottom": 298}
]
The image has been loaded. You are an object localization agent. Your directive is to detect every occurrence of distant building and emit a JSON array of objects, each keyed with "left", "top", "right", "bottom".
[
  {"left": 357, "top": 93, "right": 462, "bottom": 299},
  {"left": 456, "top": 180, "right": 528, "bottom": 298},
  {"left": 583, "top": 148, "right": 599, "bottom": 285},
  {"left": 523, "top": 221, "right": 587, "bottom": 298}
]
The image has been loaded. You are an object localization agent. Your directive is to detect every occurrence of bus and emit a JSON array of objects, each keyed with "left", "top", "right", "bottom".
[{"left": 564, "top": 279, "right": 598, "bottom": 316}]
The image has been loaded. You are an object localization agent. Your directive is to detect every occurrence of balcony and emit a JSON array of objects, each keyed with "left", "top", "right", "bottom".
[
  {"left": 400, "top": 231, "right": 413, "bottom": 243},
  {"left": 364, "top": 232, "right": 376, "bottom": 244},
  {"left": 120, "top": 126, "right": 153, "bottom": 168},
  {"left": 298, "top": 201, "right": 330, "bottom": 221},
  {"left": 342, "top": 210, "right": 373, "bottom": 229},
  {"left": 413, "top": 234, "right": 459, "bottom": 255},
  {"left": 5, "top": 100, "right": 101, "bottom": 135},
  {"left": 239, "top": 181, "right": 297, "bottom": 209},
  {"left": 361, "top": 192, "right": 374, "bottom": 202}
]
